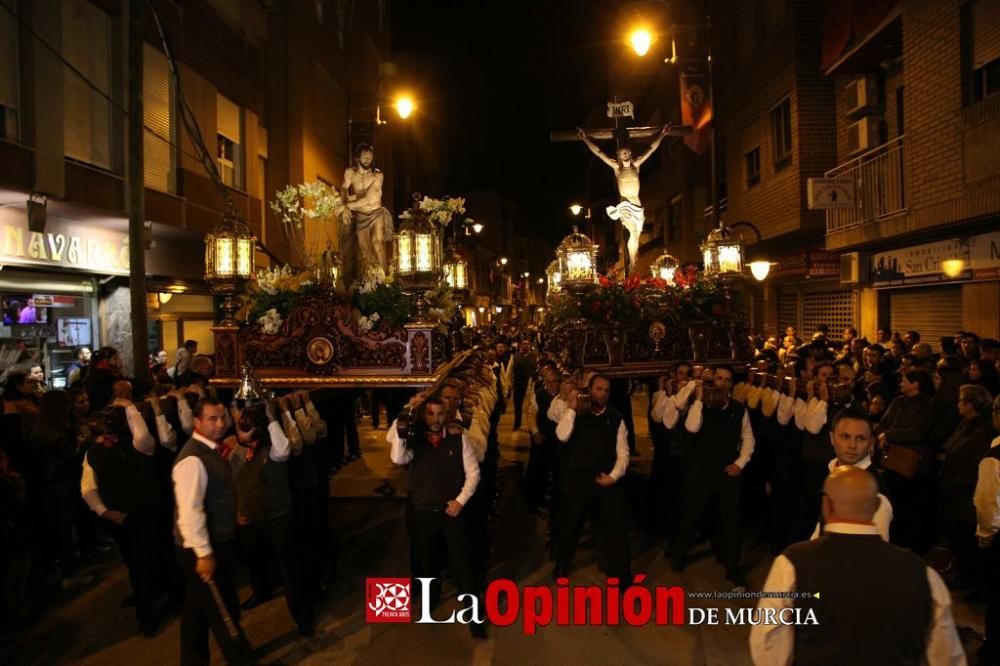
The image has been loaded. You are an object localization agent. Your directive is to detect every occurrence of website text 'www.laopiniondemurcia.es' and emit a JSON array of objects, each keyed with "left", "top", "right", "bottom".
[{"left": 365, "top": 577, "right": 820, "bottom": 635}]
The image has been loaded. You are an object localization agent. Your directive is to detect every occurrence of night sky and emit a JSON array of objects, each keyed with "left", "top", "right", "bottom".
[{"left": 391, "top": 0, "right": 621, "bottom": 245}]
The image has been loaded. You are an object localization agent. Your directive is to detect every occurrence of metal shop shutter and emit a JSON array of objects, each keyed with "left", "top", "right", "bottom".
[
  {"left": 890, "top": 286, "right": 964, "bottom": 345},
  {"left": 777, "top": 289, "right": 799, "bottom": 334},
  {"left": 143, "top": 44, "right": 174, "bottom": 192},
  {"left": 802, "top": 288, "right": 857, "bottom": 339},
  {"left": 62, "top": 0, "right": 111, "bottom": 169}
]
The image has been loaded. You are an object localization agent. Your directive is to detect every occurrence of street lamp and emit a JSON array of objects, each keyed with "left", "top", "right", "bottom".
[
  {"left": 499, "top": 256, "right": 508, "bottom": 267},
  {"left": 628, "top": 27, "right": 654, "bottom": 56},
  {"left": 394, "top": 95, "right": 415, "bottom": 120},
  {"left": 569, "top": 203, "right": 583, "bottom": 217},
  {"left": 204, "top": 202, "right": 256, "bottom": 325}
]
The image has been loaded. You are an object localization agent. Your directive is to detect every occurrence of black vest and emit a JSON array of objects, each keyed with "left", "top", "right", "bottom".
[
  {"left": 87, "top": 443, "right": 159, "bottom": 517},
  {"left": 234, "top": 444, "right": 291, "bottom": 523},
  {"left": 690, "top": 401, "right": 745, "bottom": 466},
  {"left": 173, "top": 437, "right": 237, "bottom": 546},
  {"left": 566, "top": 407, "right": 623, "bottom": 475},
  {"left": 784, "top": 532, "right": 932, "bottom": 665},
  {"left": 408, "top": 432, "right": 467, "bottom": 510},
  {"left": 535, "top": 383, "right": 557, "bottom": 443}
]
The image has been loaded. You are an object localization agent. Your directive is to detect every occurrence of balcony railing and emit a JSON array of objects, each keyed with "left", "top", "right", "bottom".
[{"left": 825, "top": 135, "right": 905, "bottom": 234}]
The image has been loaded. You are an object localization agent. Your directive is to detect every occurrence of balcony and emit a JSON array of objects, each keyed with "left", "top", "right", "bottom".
[{"left": 825, "top": 135, "right": 905, "bottom": 234}]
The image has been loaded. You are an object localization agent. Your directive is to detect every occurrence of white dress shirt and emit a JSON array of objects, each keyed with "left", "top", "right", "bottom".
[
  {"left": 172, "top": 432, "right": 224, "bottom": 558},
  {"left": 658, "top": 382, "right": 695, "bottom": 430},
  {"left": 554, "top": 407, "right": 630, "bottom": 481},
  {"left": 684, "top": 398, "right": 755, "bottom": 469},
  {"left": 177, "top": 397, "right": 194, "bottom": 436},
  {"left": 808, "top": 456, "right": 893, "bottom": 541},
  {"left": 776, "top": 393, "right": 796, "bottom": 426},
  {"left": 749, "top": 522, "right": 967, "bottom": 666},
  {"left": 547, "top": 395, "right": 569, "bottom": 423},
  {"left": 389, "top": 429, "right": 481, "bottom": 506},
  {"left": 975, "top": 436, "right": 1000, "bottom": 546},
  {"left": 122, "top": 404, "right": 155, "bottom": 455}
]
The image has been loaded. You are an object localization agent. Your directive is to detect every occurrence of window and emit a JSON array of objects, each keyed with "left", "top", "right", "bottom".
[
  {"left": 144, "top": 44, "right": 175, "bottom": 192},
  {"left": 62, "top": 0, "right": 112, "bottom": 169},
  {"left": 966, "top": 0, "right": 1000, "bottom": 103},
  {"left": 770, "top": 98, "right": 792, "bottom": 170},
  {"left": 744, "top": 147, "right": 761, "bottom": 187},
  {"left": 315, "top": 64, "right": 348, "bottom": 156},
  {"left": 0, "top": 0, "right": 18, "bottom": 141},
  {"left": 217, "top": 94, "right": 244, "bottom": 189},
  {"left": 668, "top": 196, "right": 683, "bottom": 242}
]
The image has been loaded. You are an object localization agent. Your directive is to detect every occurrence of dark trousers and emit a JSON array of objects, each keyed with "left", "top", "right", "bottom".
[
  {"left": 513, "top": 382, "right": 528, "bottom": 429},
  {"left": 177, "top": 542, "right": 252, "bottom": 666},
  {"left": 884, "top": 469, "right": 932, "bottom": 551},
  {"left": 767, "top": 427, "right": 802, "bottom": 551},
  {"left": 239, "top": 515, "right": 313, "bottom": 630},
  {"left": 407, "top": 504, "right": 479, "bottom": 606},
  {"left": 674, "top": 461, "right": 742, "bottom": 577},
  {"left": 555, "top": 472, "right": 631, "bottom": 580},
  {"left": 111, "top": 514, "right": 162, "bottom": 624},
  {"left": 795, "top": 457, "right": 830, "bottom": 543},
  {"left": 525, "top": 436, "right": 553, "bottom": 509}
]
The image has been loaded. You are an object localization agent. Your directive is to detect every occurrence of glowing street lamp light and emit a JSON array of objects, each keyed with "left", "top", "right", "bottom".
[
  {"left": 569, "top": 203, "right": 583, "bottom": 217},
  {"left": 628, "top": 27, "right": 654, "bottom": 56},
  {"left": 749, "top": 260, "right": 772, "bottom": 282},
  {"left": 394, "top": 95, "right": 415, "bottom": 119},
  {"left": 499, "top": 256, "right": 508, "bottom": 266}
]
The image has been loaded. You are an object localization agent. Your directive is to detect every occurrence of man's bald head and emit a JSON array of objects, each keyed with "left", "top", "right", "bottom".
[
  {"left": 112, "top": 379, "right": 133, "bottom": 400},
  {"left": 821, "top": 465, "right": 879, "bottom": 524}
]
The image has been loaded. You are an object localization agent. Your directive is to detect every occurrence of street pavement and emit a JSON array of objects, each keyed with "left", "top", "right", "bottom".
[{"left": 4, "top": 390, "right": 988, "bottom": 665}]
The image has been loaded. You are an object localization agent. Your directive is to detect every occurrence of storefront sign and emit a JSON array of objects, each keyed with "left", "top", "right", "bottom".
[
  {"left": 770, "top": 249, "right": 841, "bottom": 279},
  {"left": 872, "top": 232, "right": 1000, "bottom": 287},
  {"left": 0, "top": 211, "right": 131, "bottom": 276}
]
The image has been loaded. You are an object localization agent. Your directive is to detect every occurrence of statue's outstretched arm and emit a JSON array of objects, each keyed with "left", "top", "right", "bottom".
[
  {"left": 578, "top": 128, "right": 617, "bottom": 170},
  {"left": 635, "top": 124, "right": 671, "bottom": 167}
]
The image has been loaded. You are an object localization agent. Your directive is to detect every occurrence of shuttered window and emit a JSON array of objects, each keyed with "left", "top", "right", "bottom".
[
  {"left": 144, "top": 44, "right": 174, "bottom": 192},
  {"left": 973, "top": 0, "right": 1000, "bottom": 70},
  {"left": 0, "top": 0, "right": 18, "bottom": 140},
  {"left": 216, "top": 93, "right": 243, "bottom": 189},
  {"left": 62, "top": 0, "right": 112, "bottom": 169},
  {"left": 890, "top": 286, "right": 963, "bottom": 346},
  {"left": 315, "top": 64, "right": 347, "bottom": 157},
  {"left": 801, "top": 289, "right": 856, "bottom": 339}
]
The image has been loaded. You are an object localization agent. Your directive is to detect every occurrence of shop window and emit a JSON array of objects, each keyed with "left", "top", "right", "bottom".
[
  {"left": 217, "top": 94, "right": 244, "bottom": 189},
  {"left": 62, "top": 0, "right": 112, "bottom": 169},
  {"left": 770, "top": 98, "right": 792, "bottom": 171},
  {"left": 744, "top": 147, "right": 761, "bottom": 187},
  {"left": 965, "top": 0, "right": 1000, "bottom": 104}
]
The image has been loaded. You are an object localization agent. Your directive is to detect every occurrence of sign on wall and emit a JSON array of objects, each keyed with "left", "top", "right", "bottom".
[
  {"left": 871, "top": 231, "right": 1000, "bottom": 287},
  {"left": 0, "top": 211, "right": 131, "bottom": 275}
]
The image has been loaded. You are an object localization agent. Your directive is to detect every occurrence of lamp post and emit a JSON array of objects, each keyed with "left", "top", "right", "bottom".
[{"left": 204, "top": 202, "right": 256, "bottom": 326}]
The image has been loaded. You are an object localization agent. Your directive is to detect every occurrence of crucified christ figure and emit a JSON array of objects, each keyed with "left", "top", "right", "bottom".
[
  {"left": 576, "top": 125, "right": 670, "bottom": 206},
  {"left": 576, "top": 125, "right": 671, "bottom": 273}
]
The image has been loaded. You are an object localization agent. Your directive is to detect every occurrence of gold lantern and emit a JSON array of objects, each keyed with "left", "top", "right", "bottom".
[
  {"left": 204, "top": 202, "right": 256, "bottom": 325},
  {"left": 545, "top": 259, "right": 563, "bottom": 301},
  {"left": 701, "top": 221, "right": 744, "bottom": 279},
  {"left": 394, "top": 207, "right": 442, "bottom": 289},
  {"left": 556, "top": 226, "right": 598, "bottom": 292},
  {"left": 443, "top": 246, "right": 468, "bottom": 291},
  {"left": 651, "top": 250, "right": 679, "bottom": 283},
  {"left": 316, "top": 243, "right": 342, "bottom": 288}
]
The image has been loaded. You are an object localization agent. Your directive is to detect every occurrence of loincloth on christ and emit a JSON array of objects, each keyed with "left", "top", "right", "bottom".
[{"left": 349, "top": 207, "right": 394, "bottom": 236}]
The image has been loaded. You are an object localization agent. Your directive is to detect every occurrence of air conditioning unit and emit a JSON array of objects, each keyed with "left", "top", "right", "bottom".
[
  {"left": 846, "top": 118, "right": 881, "bottom": 156},
  {"left": 840, "top": 251, "right": 869, "bottom": 285},
  {"left": 845, "top": 76, "right": 879, "bottom": 117}
]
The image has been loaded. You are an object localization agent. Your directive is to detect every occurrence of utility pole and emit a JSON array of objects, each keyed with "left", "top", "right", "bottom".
[{"left": 128, "top": 0, "right": 149, "bottom": 383}]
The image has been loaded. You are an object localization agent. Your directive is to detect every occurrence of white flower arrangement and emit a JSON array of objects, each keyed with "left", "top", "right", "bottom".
[
  {"left": 358, "top": 312, "right": 380, "bottom": 333},
  {"left": 254, "top": 264, "right": 314, "bottom": 295},
  {"left": 270, "top": 181, "right": 345, "bottom": 229},
  {"left": 417, "top": 195, "right": 466, "bottom": 226},
  {"left": 257, "top": 308, "right": 283, "bottom": 335},
  {"left": 357, "top": 261, "right": 387, "bottom": 295}
]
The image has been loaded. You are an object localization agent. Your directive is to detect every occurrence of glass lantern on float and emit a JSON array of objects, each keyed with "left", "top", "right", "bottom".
[
  {"left": 442, "top": 245, "right": 470, "bottom": 303},
  {"left": 556, "top": 226, "right": 598, "bottom": 294},
  {"left": 204, "top": 202, "right": 256, "bottom": 325},
  {"left": 545, "top": 259, "right": 562, "bottom": 301},
  {"left": 316, "top": 243, "right": 342, "bottom": 289},
  {"left": 701, "top": 221, "right": 745, "bottom": 280},
  {"left": 650, "top": 249, "right": 679, "bottom": 284},
  {"left": 394, "top": 201, "right": 442, "bottom": 320}
]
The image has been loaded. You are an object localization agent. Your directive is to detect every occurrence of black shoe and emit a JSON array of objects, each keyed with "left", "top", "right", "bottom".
[
  {"left": 120, "top": 594, "right": 136, "bottom": 609},
  {"left": 469, "top": 622, "right": 488, "bottom": 640},
  {"left": 240, "top": 594, "right": 270, "bottom": 610}
]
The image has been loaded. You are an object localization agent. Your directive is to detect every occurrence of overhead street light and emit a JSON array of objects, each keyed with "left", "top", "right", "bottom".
[
  {"left": 569, "top": 203, "right": 583, "bottom": 217},
  {"left": 628, "top": 27, "right": 654, "bottom": 56},
  {"left": 394, "top": 95, "right": 415, "bottom": 119}
]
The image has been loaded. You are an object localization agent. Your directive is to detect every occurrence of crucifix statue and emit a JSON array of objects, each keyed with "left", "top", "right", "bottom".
[{"left": 552, "top": 102, "right": 690, "bottom": 274}]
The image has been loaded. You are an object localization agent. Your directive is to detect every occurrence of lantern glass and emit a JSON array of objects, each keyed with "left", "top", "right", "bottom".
[
  {"left": 718, "top": 244, "right": 742, "bottom": 274},
  {"left": 214, "top": 237, "right": 235, "bottom": 277},
  {"left": 236, "top": 238, "right": 253, "bottom": 278},
  {"left": 556, "top": 227, "right": 598, "bottom": 289},
  {"left": 204, "top": 206, "right": 256, "bottom": 284},
  {"left": 415, "top": 233, "right": 434, "bottom": 272},
  {"left": 701, "top": 222, "right": 745, "bottom": 278},
  {"left": 651, "top": 251, "right": 678, "bottom": 283},
  {"left": 397, "top": 233, "right": 413, "bottom": 273}
]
